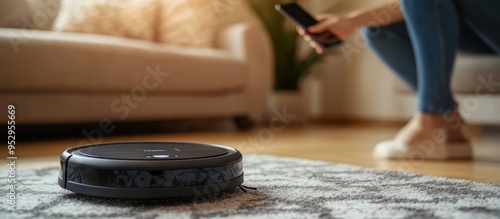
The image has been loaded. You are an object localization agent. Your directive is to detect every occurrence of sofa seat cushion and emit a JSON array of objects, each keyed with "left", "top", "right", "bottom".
[
  {"left": 451, "top": 54, "right": 500, "bottom": 94},
  {"left": 0, "top": 0, "right": 34, "bottom": 28},
  {"left": 0, "top": 29, "right": 247, "bottom": 95}
]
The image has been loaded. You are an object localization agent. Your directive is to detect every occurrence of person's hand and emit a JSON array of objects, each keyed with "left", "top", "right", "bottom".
[{"left": 297, "top": 14, "right": 358, "bottom": 54}]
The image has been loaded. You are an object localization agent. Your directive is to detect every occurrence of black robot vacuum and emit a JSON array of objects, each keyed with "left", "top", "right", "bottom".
[{"left": 58, "top": 142, "right": 244, "bottom": 198}]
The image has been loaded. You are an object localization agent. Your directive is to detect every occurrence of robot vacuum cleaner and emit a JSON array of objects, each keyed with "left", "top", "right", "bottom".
[{"left": 58, "top": 142, "right": 244, "bottom": 198}]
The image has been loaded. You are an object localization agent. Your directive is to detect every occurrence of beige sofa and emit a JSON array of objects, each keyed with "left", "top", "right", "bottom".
[{"left": 0, "top": 1, "right": 273, "bottom": 128}]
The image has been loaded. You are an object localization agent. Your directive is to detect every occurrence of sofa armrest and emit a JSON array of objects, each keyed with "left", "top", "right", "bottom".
[{"left": 215, "top": 23, "right": 274, "bottom": 122}]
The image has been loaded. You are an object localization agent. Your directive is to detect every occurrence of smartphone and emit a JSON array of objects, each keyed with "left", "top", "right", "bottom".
[{"left": 275, "top": 3, "right": 342, "bottom": 50}]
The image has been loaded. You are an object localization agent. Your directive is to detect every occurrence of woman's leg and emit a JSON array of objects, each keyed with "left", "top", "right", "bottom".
[
  {"left": 457, "top": 23, "right": 497, "bottom": 54},
  {"left": 362, "top": 22, "right": 418, "bottom": 91},
  {"left": 454, "top": 0, "right": 500, "bottom": 54},
  {"left": 364, "top": 0, "right": 474, "bottom": 159},
  {"left": 400, "top": 0, "right": 460, "bottom": 115},
  {"left": 362, "top": 0, "right": 500, "bottom": 97}
]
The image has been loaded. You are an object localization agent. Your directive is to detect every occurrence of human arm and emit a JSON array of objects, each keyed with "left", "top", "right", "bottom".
[{"left": 300, "top": 0, "right": 404, "bottom": 53}]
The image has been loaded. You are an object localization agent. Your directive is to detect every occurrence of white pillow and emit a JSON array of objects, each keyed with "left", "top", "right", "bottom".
[
  {"left": 52, "top": 0, "right": 160, "bottom": 41},
  {"left": 0, "top": 0, "right": 34, "bottom": 28},
  {"left": 25, "top": 0, "right": 62, "bottom": 30},
  {"left": 158, "top": 0, "right": 224, "bottom": 48}
]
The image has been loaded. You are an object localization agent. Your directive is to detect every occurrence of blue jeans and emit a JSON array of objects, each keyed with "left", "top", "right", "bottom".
[{"left": 362, "top": 0, "right": 500, "bottom": 115}]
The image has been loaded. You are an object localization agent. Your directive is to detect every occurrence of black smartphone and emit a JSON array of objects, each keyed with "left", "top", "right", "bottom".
[{"left": 275, "top": 3, "right": 342, "bottom": 50}]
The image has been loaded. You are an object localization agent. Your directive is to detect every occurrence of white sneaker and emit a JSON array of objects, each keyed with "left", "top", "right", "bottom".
[{"left": 373, "top": 140, "right": 473, "bottom": 160}]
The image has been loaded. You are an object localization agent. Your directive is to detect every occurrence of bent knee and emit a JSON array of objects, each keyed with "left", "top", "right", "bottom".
[
  {"left": 361, "top": 26, "right": 381, "bottom": 41},
  {"left": 361, "top": 22, "right": 409, "bottom": 45},
  {"left": 361, "top": 26, "right": 390, "bottom": 45}
]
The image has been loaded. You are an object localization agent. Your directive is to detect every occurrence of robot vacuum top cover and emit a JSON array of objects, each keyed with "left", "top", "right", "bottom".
[{"left": 58, "top": 142, "right": 244, "bottom": 198}]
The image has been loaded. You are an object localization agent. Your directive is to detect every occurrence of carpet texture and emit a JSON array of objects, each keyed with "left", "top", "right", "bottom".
[{"left": 2, "top": 155, "right": 500, "bottom": 219}]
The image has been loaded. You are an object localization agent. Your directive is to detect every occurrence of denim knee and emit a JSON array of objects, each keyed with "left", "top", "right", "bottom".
[
  {"left": 361, "top": 26, "right": 397, "bottom": 49},
  {"left": 361, "top": 27, "right": 387, "bottom": 45},
  {"left": 361, "top": 26, "right": 381, "bottom": 45},
  {"left": 362, "top": 22, "right": 410, "bottom": 47}
]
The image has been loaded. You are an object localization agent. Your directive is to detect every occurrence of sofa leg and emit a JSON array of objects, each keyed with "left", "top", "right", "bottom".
[{"left": 233, "top": 116, "right": 254, "bottom": 131}]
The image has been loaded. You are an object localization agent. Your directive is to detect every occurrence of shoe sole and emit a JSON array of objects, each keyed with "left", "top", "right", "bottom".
[{"left": 373, "top": 141, "right": 473, "bottom": 160}]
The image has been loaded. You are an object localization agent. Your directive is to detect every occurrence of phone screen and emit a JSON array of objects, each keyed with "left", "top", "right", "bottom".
[
  {"left": 280, "top": 3, "right": 319, "bottom": 27},
  {"left": 276, "top": 3, "right": 342, "bottom": 49}
]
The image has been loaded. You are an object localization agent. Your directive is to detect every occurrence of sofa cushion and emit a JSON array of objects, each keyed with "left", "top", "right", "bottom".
[
  {"left": 0, "top": 29, "right": 247, "bottom": 95},
  {"left": 158, "top": 0, "right": 227, "bottom": 48},
  {"left": 25, "top": 0, "right": 62, "bottom": 30},
  {"left": 0, "top": 0, "right": 33, "bottom": 28},
  {"left": 52, "top": 0, "right": 160, "bottom": 41},
  {"left": 452, "top": 54, "right": 500, "bottom": 94}
]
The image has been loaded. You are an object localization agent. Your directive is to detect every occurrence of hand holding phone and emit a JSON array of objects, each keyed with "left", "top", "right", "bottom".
[{"left": 275, "top": 3, "right": 343, "bottom": 51}]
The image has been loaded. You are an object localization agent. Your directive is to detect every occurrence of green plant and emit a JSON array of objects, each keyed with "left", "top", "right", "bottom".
[{"left": 248, "top": 0, "right": 323, "bottom": 91}]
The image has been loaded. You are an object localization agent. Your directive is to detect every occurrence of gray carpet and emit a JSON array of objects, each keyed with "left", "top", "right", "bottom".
[{"left": 2, "top": 155, "right": 500, "bottom": 219}]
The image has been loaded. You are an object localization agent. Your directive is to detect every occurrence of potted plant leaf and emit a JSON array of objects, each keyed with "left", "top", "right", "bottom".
[
  {"left": 248, "top": 0, "right": 325, "bottom": 91},
  {"left": 248, "top": 0, "right": 342, "bottom": 120}
]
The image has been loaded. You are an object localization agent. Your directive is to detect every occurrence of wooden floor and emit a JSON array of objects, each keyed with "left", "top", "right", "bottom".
[{"left": 12, "top": 122, "right": 500, "bottom": 184}]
